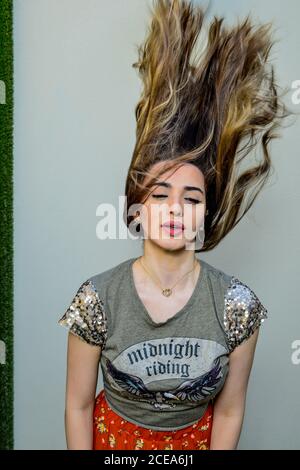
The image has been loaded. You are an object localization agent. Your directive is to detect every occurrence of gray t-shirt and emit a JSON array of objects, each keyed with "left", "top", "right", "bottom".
[{"left": 58, "top": 257, "right": 268, "bottom": 431}]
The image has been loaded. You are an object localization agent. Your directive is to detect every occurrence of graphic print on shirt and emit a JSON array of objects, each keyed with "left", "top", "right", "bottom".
[{"left": 105, "top": 337, "right": 227, "bottom": 410}]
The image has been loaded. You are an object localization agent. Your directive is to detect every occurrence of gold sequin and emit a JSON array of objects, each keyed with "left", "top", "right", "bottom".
[
  {"left": 224, "top": 277, "right": 268, "bottom": 352},
  {"left": 58, "top": 279, "right": 108, "bottom": 348}
]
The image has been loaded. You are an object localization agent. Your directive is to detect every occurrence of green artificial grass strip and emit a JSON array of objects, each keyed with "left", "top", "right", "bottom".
[{"left": 0, "top": 0, "right": 14, "bottom": 450}]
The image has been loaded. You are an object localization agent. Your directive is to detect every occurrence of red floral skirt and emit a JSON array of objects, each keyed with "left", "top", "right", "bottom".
[{"left": 93, "top": 389, "right": 213, "bottom": 450}]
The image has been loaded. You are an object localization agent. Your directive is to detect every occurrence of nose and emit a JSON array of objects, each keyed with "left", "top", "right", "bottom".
[{"left": 168, "top": 198, "right": 183, "bottom": 217}]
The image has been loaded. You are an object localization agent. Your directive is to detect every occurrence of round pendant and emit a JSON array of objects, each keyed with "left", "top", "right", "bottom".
[{"left": 162, "top": 288, "right": 172, "bottom": 297}]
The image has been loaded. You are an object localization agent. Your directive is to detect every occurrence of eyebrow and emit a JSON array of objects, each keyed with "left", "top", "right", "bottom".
[{"left": 152, "top": 181, "right": 204, "bottom": 196}]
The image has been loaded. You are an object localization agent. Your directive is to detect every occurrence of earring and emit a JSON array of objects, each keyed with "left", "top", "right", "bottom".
[{"left": 134, "top": 216, "right": 143, "bottom": 236}]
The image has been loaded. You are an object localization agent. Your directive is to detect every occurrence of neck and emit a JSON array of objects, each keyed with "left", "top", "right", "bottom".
[{"left": 141, "top": 240, "right": 198, "bottom": 286}]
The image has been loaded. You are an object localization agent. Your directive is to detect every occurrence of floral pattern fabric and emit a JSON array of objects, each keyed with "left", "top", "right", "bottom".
[{"left": 93, "top": 389, "right": 213, "bottom": 450}]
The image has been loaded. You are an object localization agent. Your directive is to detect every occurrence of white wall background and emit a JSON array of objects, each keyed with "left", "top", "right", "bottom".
[{"left": 13, "top": 0, "right": 300, "bottom": 449}]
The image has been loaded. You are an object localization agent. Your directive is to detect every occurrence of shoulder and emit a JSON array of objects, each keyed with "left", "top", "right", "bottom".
[
  {"left": 57, "top": 277, "right": 107, "bottom": 347},
  {"left": 88, "top": 257, "right": 132, "bottom": 295},
  {"left": 200, "top": 259, "right": 233, "bottom": 287},
  {"left": 223, "top": 275, "right": 268, "bottom": 353},
  {"left": 200, "top": 259, "right": 269, "bottom": 353},
  {"left": 57, "top": 258, "right": 133, "bottom": 347}
]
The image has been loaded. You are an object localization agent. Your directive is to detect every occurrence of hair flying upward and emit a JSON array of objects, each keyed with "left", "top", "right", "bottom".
[{"left": 124, "top": 0, "right": 290, "bottom": 252}]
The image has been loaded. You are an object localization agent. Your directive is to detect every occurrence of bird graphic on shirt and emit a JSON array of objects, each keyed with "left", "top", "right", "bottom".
[{"left": 105, "top": 356, "right": 223, "bottom": 409}]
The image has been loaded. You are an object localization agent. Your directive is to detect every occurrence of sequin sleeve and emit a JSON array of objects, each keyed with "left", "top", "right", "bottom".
[
  {"left": 223, "top": 276, "right": 268, "bottom": 353},
  {"left": 58, "top": 279, "right": 108, "bottom": 348}
]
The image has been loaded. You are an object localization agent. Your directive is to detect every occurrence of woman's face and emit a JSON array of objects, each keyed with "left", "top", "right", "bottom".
[{"left": 138, "top": 162, "right": 206, "bottom": 252}]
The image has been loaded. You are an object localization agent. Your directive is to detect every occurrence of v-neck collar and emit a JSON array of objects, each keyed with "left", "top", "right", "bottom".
[{"left": 128, "top": 256, "right": 206, "bottom": 327}]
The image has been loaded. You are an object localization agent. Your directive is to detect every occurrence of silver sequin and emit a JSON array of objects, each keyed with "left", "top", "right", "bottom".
[
  {"left": 224, "top": 277, "right": 268, "bottom": 352},
  {"left": 58, "top": 279, "right": 108, "bottom": 348}
]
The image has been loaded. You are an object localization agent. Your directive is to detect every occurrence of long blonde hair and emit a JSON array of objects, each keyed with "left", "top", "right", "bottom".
[{"left": 124, "top": 0, "right": 291, "bottom": 252}]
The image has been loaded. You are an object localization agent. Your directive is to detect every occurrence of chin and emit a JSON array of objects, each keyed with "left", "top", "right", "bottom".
[{"left": 148, "top": 237, "right": 190, "bottom": 252}]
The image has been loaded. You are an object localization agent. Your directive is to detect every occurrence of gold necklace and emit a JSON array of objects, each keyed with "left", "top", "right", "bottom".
[{"left": 139, "top": 257, "right": 199, "bottom": 297}]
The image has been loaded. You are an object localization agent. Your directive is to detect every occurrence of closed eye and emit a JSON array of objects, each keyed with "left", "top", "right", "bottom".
[
  {"left": 152, "top": 194, "right": 168, "bottom": 199},
  {"left": 185, "top": 198, "right": 202, "bottom": 204},
  {"left": 152, "top": 194, "right": 202, "bottom": 204}
]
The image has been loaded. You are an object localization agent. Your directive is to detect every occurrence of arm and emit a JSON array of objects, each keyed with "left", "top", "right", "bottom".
[
  {"left": 210, "top": 327, "right": 260, "bottom": 450},
  {"left": 64, "top": 332, "right": 102, "bottom": 450}
]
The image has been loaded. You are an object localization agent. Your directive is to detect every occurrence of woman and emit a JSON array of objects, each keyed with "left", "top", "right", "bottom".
[{"left": 58, "top": 0, "right": 289, "bottom": 450}]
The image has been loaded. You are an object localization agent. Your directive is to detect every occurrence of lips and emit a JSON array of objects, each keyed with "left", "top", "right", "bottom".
[{"left": 162, "top": 221, "right": 185, "bottom": 230}]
